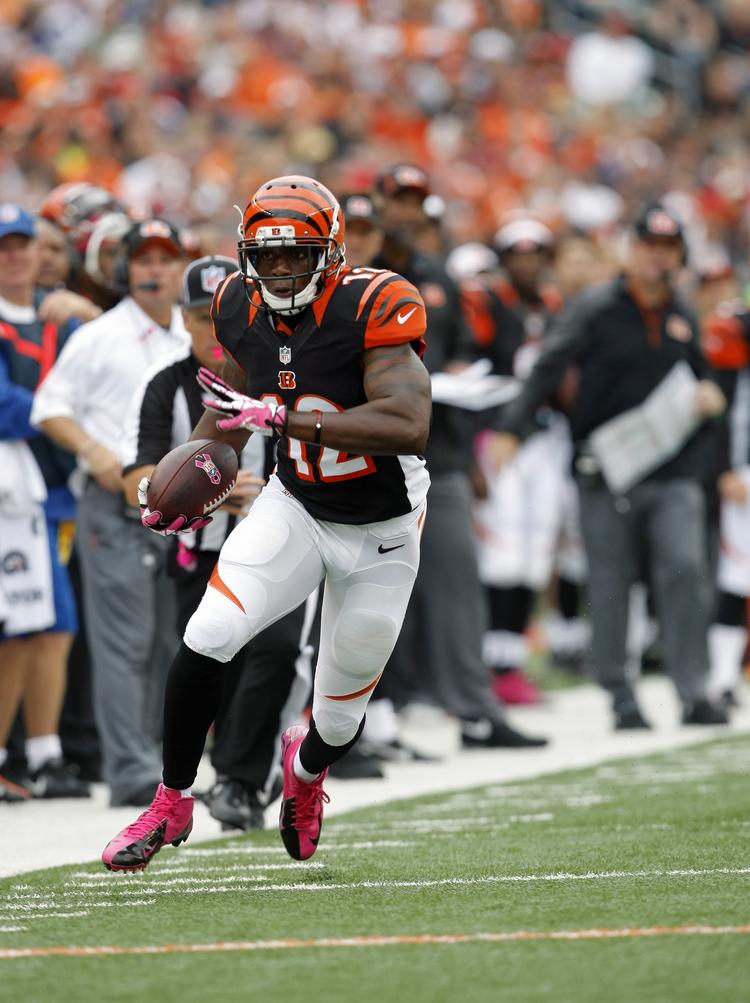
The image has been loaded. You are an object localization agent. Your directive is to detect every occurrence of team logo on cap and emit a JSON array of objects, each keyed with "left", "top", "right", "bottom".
[
  {"left": 393, "top": 166, "right": 427, "bottom": 188},
  {"left": 0, "top": 205, "right": 21, "bottom": 223},
  {"left": 139, "top": 219, "right": 174, "bottom": 240},
  {"left": 645, "top": 210, "right": 679, "bottom": 236},
  {"left": 200, "top": 265, "right": 227, "bottom": 295},
  {"left": 346, "top": 196, "right": 372, "bottom": 217}
]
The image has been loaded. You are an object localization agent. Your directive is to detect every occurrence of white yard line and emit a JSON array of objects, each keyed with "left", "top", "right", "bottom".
[{"left": 2, "top": 677, "right": 749, "bottom": 878}]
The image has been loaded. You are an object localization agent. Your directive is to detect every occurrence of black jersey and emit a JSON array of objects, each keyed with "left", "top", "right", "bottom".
[{"left": 210, "top": 266, "right": 430, "bottom": 524}]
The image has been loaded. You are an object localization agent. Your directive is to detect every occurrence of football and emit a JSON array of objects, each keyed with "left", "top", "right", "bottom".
[{"left": 147, "top": 439, "right": 239, "bottom": 520}]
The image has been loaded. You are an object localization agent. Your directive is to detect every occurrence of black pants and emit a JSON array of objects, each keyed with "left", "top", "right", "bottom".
[{"left": 174, "top": 549, "right": 316, "bottom": 793}]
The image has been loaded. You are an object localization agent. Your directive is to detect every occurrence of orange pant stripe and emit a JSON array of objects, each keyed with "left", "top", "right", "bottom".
[
  {"left": 324, "top": 673, "right": 382, "bottom": 702},
  {"left": 208, "top": 564, "right": 246, "bottom": 613}
]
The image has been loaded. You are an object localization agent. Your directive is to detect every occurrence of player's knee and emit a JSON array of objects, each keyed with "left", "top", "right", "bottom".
[
  {"left": 184, "top": 597, "right": 249, "bottom": 664},
  {"left": 332, "top": 606, "right": 398, "bottom": 672},
  {"left": 313, "top": 700, "right": 361, "bottom": 747}
]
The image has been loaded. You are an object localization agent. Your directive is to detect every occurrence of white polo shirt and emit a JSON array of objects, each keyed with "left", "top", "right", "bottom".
[{"left": 31, "top": 296, "right": 189, "bottom": 467}]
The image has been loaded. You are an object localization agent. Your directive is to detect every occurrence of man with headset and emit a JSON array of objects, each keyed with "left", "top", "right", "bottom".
[
  {"left": 31, "top": 218, "right": 189, "bottom": 807},
  {"left": 489, "top": 203, "right": 729, "bottom": 730}
]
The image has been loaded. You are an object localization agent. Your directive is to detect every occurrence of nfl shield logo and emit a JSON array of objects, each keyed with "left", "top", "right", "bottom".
[
  {"left": 201, "top": 265, "right": 227, "bottom": 295},
  {"left": 279, "top": 346, "right": 292, "bottom": 365}
]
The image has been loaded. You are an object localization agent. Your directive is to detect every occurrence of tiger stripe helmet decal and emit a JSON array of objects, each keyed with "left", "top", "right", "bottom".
[{"left": 238, "top": 176, "right": 346, "bottom": 316}]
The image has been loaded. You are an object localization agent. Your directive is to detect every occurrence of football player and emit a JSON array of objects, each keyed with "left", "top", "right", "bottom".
[
  {"left": 462, "top": 218, "right": 567, "bottom": 704},
  {"left": 102, "top": 175, "right": 432, "bottom": 869}
]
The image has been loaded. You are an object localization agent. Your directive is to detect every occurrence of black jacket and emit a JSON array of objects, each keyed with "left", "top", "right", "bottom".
[{"left": 499, "top": 275, "right": 715, "bottom": 483}]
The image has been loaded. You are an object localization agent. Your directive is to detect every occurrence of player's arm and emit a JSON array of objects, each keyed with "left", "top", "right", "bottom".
[
  {"left": 287, "top": 342, "right": 431, "bottom": 455},
  {"left": 190, "top": 354, "right": 252, "bottom": 455}
]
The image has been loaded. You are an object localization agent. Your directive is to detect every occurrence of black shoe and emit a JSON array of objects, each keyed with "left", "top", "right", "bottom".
[
  {"left": 682, "top": 699, "right": 729, "bottom": 726},
  {"left": 28, "top": 758, "right": 91, "bottom": 799},
  {"left": 614, "top": 709, "right": 652, "bottom": 730},
  {"left": 358, "top": 738, "right": 440, "bottom": 763},
  {"left": 329, "top": 747, "right": 385, "bottom": 780},
  {"left": 116, "top": 781, "right": 160, "bottom": 807},
  {"left": 460, "top": 719, "right": 548, "bottom": 749},
  {"left": 208, "top": 779, "right": 264, "bottom": 831}
]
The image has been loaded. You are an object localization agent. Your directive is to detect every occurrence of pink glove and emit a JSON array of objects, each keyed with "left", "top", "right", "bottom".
[
  {"left": 137, "top": 477, "right": 213, "bottom": 537},
  {"left": 196, "top": 366, "right": 287, "bottom": 437}
]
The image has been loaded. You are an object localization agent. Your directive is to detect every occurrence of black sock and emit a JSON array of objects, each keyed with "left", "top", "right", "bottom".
[
  {"left": 716, "top": 590, "right": 747, "bottom": 627},
  {"left": 298, "top": 716, "right": 366, "bottom": 776},
  {"left": 487, "top": 585, "right": 534, "bottom": 633},
  {"left": 557, "top": 576, "right": 580, "bottom": 621},
  {"left": 162, "top": 642, "right": 225, "bottom": 790}
]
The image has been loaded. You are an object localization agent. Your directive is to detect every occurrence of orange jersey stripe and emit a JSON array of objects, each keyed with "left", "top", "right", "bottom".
[
  {"left": 208, "top": 564, "right": 245, "bottom": 613},
  {"left": 363, "top": 280, "right": 426, "bottom": 354},
  {"left": 355, "top": 272, "right": 395, "bottom": 321},
  {"left": 311, "top": 273, "right": 342, "bottom": 328},
  {"left": 324, "top": 673, "right": 382, "bottom": 702},
  {"left": 212, "top": 271, "right": 236, "bottom": 314}
]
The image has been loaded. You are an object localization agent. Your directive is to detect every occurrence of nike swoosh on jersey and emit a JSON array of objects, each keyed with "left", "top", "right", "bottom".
[
  {"left": 377, "top": 543, "right": 405, "bottom": 554},
  {"left": 396, "top": 307, "right": 418, "bottom": 325}
]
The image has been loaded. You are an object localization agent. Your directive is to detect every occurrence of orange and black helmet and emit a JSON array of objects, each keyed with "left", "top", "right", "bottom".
[
  {"left": 39, "top": 182, "right": 124, "bottom": 255},
  {"left": 237, "top": 175, "right": 345, "bottom": 314}
]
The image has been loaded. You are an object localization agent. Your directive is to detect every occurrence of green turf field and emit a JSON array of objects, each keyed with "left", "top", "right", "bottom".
[{"left": 2, "top": 736, "right": 749, "bottom": 1003}]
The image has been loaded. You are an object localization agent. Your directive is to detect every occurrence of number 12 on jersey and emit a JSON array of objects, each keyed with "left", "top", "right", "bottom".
[{"left": 263, "top": 394, "right": 376, "bottom": 483}]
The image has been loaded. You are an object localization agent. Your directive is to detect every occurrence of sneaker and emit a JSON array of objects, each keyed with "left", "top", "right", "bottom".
[
  {"left": 0, "top": 772, "right": 31, "bottom": 802},
  {"left": 278, "top": 726, "right": 330, "bottom": 861},
  {"left": 682, "top": 699, "right": 729, "bottom": 726},
  {"left": 493, "top": 668, "right": 542, "bottom": 705},
  {"left": 460, "top": 718, "right": 548, "bottom": 748},
  {"left": 614, "top": 708, "right": 652, "bottom": 731},
  {"left": 28, "top": 758, "right": 91, "bottom": 799},
  {"left": 208, "top": 778, "right": 265, "bottom": 831},
  {"left": 102, "top": 783, "right": 194, "bottom": 872}
]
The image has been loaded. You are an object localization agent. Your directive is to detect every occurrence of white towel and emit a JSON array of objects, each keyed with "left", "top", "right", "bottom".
[
  {"left": 0, "top": 442, "right": 54, "bottom": 635},
  {"left": 0, "top": 441, "right": 47, "bottom": 514}
]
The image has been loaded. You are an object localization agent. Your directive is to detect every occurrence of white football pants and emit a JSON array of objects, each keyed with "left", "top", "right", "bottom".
[
  {"left": 475, "top": 419, "right": 570, "bottom": 591},
  {"left": 184, "top": 475, "right": 425, "bottom": 747}
]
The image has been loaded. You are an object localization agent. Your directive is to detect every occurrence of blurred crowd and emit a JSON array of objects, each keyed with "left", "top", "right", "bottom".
[
  {"left": 1, "top": 0, "right": 750, "bottom": 267},
  {"left": 1, "top": 0, "right": 749, "bottom": 828}
]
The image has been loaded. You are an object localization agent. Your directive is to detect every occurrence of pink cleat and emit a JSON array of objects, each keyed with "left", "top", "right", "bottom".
[
  {"left": 102, "top": 784, "right": 194, "bottom": 872},
  {"left": 493, "top": 668, "right": 542, "bottom": 705},
  {"left": 279, "top": 726, "right": 330, "bottom": 861}
]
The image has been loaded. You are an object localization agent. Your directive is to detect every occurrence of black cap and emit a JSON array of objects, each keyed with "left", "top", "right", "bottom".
[
  {"left": 340, "top": 192, "right": 381, "bottom": 228},
  {"left": 124, "top": 217, "right": 183, "bottom": 259},
  {"left": 374, "top": 163, "right": 430, "bottom": 198},
  {"left": 181, "top": 255, "right": 238, "bottom": 308},
  {"left": 633, "top": 203, "right": 684, "bottom": 243}
]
